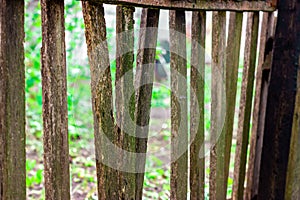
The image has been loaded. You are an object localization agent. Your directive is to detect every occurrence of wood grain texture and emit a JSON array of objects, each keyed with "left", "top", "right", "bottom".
[
  {"left": 41, "top": 0, "right": 70, "bottom": 199},
  {"left": 285, "top": 61, "right": 300, "bottom": 200},
  {"left": 257, "top": 0, "right": 300, "bottom": 197},
  {"left": 190, "top": 10, "right": 206, "bottom": 200},
  {"left": 209, "top": 11, "right": 226, "bottom": 200},
  {"left": 82, "top": 2, "right": 118, "bottom": 199},
  {"left": 134, "top": 8, "right": 160, "bottom": 200},
  {"left": 91, "top": 0, "right": 275, "bottom": 11},
  {"left": 245, "top": 12, "right": 275, "bottom": 200},
  {"left": 115, "top": 5, "right": 136, "bottom": 199},
  {"left": 0, "top": 0, "right": 26, "bottom": 199},
  {"left": 232, "top": 11, "right": 259, "bottom": 200},
  {"left": 223, "top": 12, "right": 243, "bottom": 200},
  {"left": 169, "top": 10, "right": 188, "bottom": 200}
]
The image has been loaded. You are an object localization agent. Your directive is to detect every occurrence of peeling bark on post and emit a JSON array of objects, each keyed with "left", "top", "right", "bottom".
[
  {"left": 134, "top": 8, "right": 160, "bottom": 200},
  {"left": 232, "top": 12, "right": 259, "bottom": 200},
  {"left": 257, "top": 0, "right": 300, "bottom": 197},
  {"left": 41, "top": 0, "right": 70, "bottom": 199},
  {"left": 169, "top": 10, "right": 188, "bottom": 200},
  {"left": 82, "top": 2, "right": 118, "bottom": 199},
  {"left": 190, "top": 10, "right": 206, "bottom": 200},
  {"left": 0, "top": 0, "right": 26, "bottom": 199},
  {"left": 115, "top": 5, "right": 136, "bottom": 199},
  {"left": 209, "top": 11, "right": 226, "bottom": 200}
]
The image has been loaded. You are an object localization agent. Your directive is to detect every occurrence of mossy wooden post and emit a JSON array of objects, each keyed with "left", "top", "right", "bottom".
[
  {"left": 82, "top": 2, "right": 119, "bottom": 199},
  {"left": 169, "top": 10, "right": 188, "bottom": 200},
  {"left": 190, "top": 10, "right": 206, "bottom": 200},
  {"left": 116, "top": 5, "right": 136, "bottom": 199},
  {"left": 135, "top": 8, "right": 160, "bottom": 200},
  {"left": 41, "top": 0, "right": 70, "bottom": 199},
  {"left": 209, "top": 11, "right": 226, "bottom": 200},
  {"left": 0, "top": 0, "right": 26, "bottom": 199},
  {"left": 257, "top": 0, "right": 300, "bottom": 197},
  {"left": 232, "top": 12, "right": 259, "bottom": 200}
]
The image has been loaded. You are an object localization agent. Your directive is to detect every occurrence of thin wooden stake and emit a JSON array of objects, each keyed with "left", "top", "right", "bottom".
[
  {"left": 209, "top": 11, "right": 226, "bottom": 200},
  {"left": 190, "top": 10, "right": 206, "bottom": 200},
  {"left": 116, "top": 5, "right": 136, "bottom": 199},
  {"left": 223, "top": 12, "right": 243, "bottom": 198},
  {"left": 135, "top": 8, "right": 160, "bottom": 200},
  {"left": 41, "top": 0, "right": 70, "bottom": 199},
  {"left": 169, "top": 10, "right": 188, "bottom": 200},
  {"left": 232, "top": 11, "right": 259, "bottom": 200},
  {"left": 82, "top": 2, "right": 118, "bottom": 199},
  {"left": 0, "top": 1, "right": 26, "bottom": 199}
]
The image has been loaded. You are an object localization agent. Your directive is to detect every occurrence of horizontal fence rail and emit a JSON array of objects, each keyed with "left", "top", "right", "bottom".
[{"left": 88, "top": 0, "right": 276, "bottom": 11}]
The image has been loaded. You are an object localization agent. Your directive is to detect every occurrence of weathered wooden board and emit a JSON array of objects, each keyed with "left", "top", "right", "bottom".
[
  {"left": 190, "top": 10, "right": 206, "bottom": 200},
  {"left": 170, "top": 10, "right": 188, "bottom": 200},
  {"left": 41, "top": 0, "right": 70, "bottom": 199},
  {"left": 232, "top": 11, "right": 259, "bottom": 200},
  {"left": 257, "top": 0, "right": 300, "bottom": 197},
  {"left": 0, "top": 0, "right": 26, "bottom": 199},
  {"left": 115, "top": 5, "right": 136, "bottom": 199},
  {"left": 82, "top": 2, "right": 118, "bottom": 199},
  {"left": 245, "top": 12, "right": 275, "bottom": 200},
  {"left": 223, "top": 11, "right": 243, "bottom": 200},
  {"left": 88, "top": 0, "right": 276, "bottom": 11},
  {"left": 285, "top": 65, "right": 300, "bottom": 199},
  {"left": 210, "top": 11, "right": 226, "bottom": 200},
  {"left": 135, "top": 8, "right": 160, "bottom": 200}
]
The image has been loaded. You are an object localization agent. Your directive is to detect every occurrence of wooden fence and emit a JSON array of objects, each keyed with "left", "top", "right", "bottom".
[{"left": 0, "top": 0, "right": 299, "bottom": 199}]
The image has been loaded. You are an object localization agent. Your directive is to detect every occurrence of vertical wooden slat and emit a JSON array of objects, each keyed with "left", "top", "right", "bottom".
[
  {"left": 232, "top": 11, "right": 259, "bottom": 200},
  {"left": 257, "top": 0, "right": 300, "bottom": 196},
  {"left": 82, "top": 2, "right": 118, "bottom": 199},
  {"left": 135, "top": 8, "right": 160, "bottom": 200},
  {"left": 245, "top": 12, "right": 275, "bottom": 200},
  {"left": 285, "top": 67, "right": 300, "bottom": 199},
  {"left": 115, "top": 5, "right": 136, "bottom": 199},
  {"left": 41, "top": 0, "right": 70, "bottom": 199},
  {"left": 209, "top": 11, "right": 226, "bottom": 200},
  {"left": 190, "top": 10, "right": 206, "bottom": 200},
  {"left": 169, "top": 10, "right": 188, "bottom": 200},
  {"left": 0, "top": 0, "right": 26, "bottom": 199},
  {"left": 223, "top": 11, "right": 243, "bottom": 198}
]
